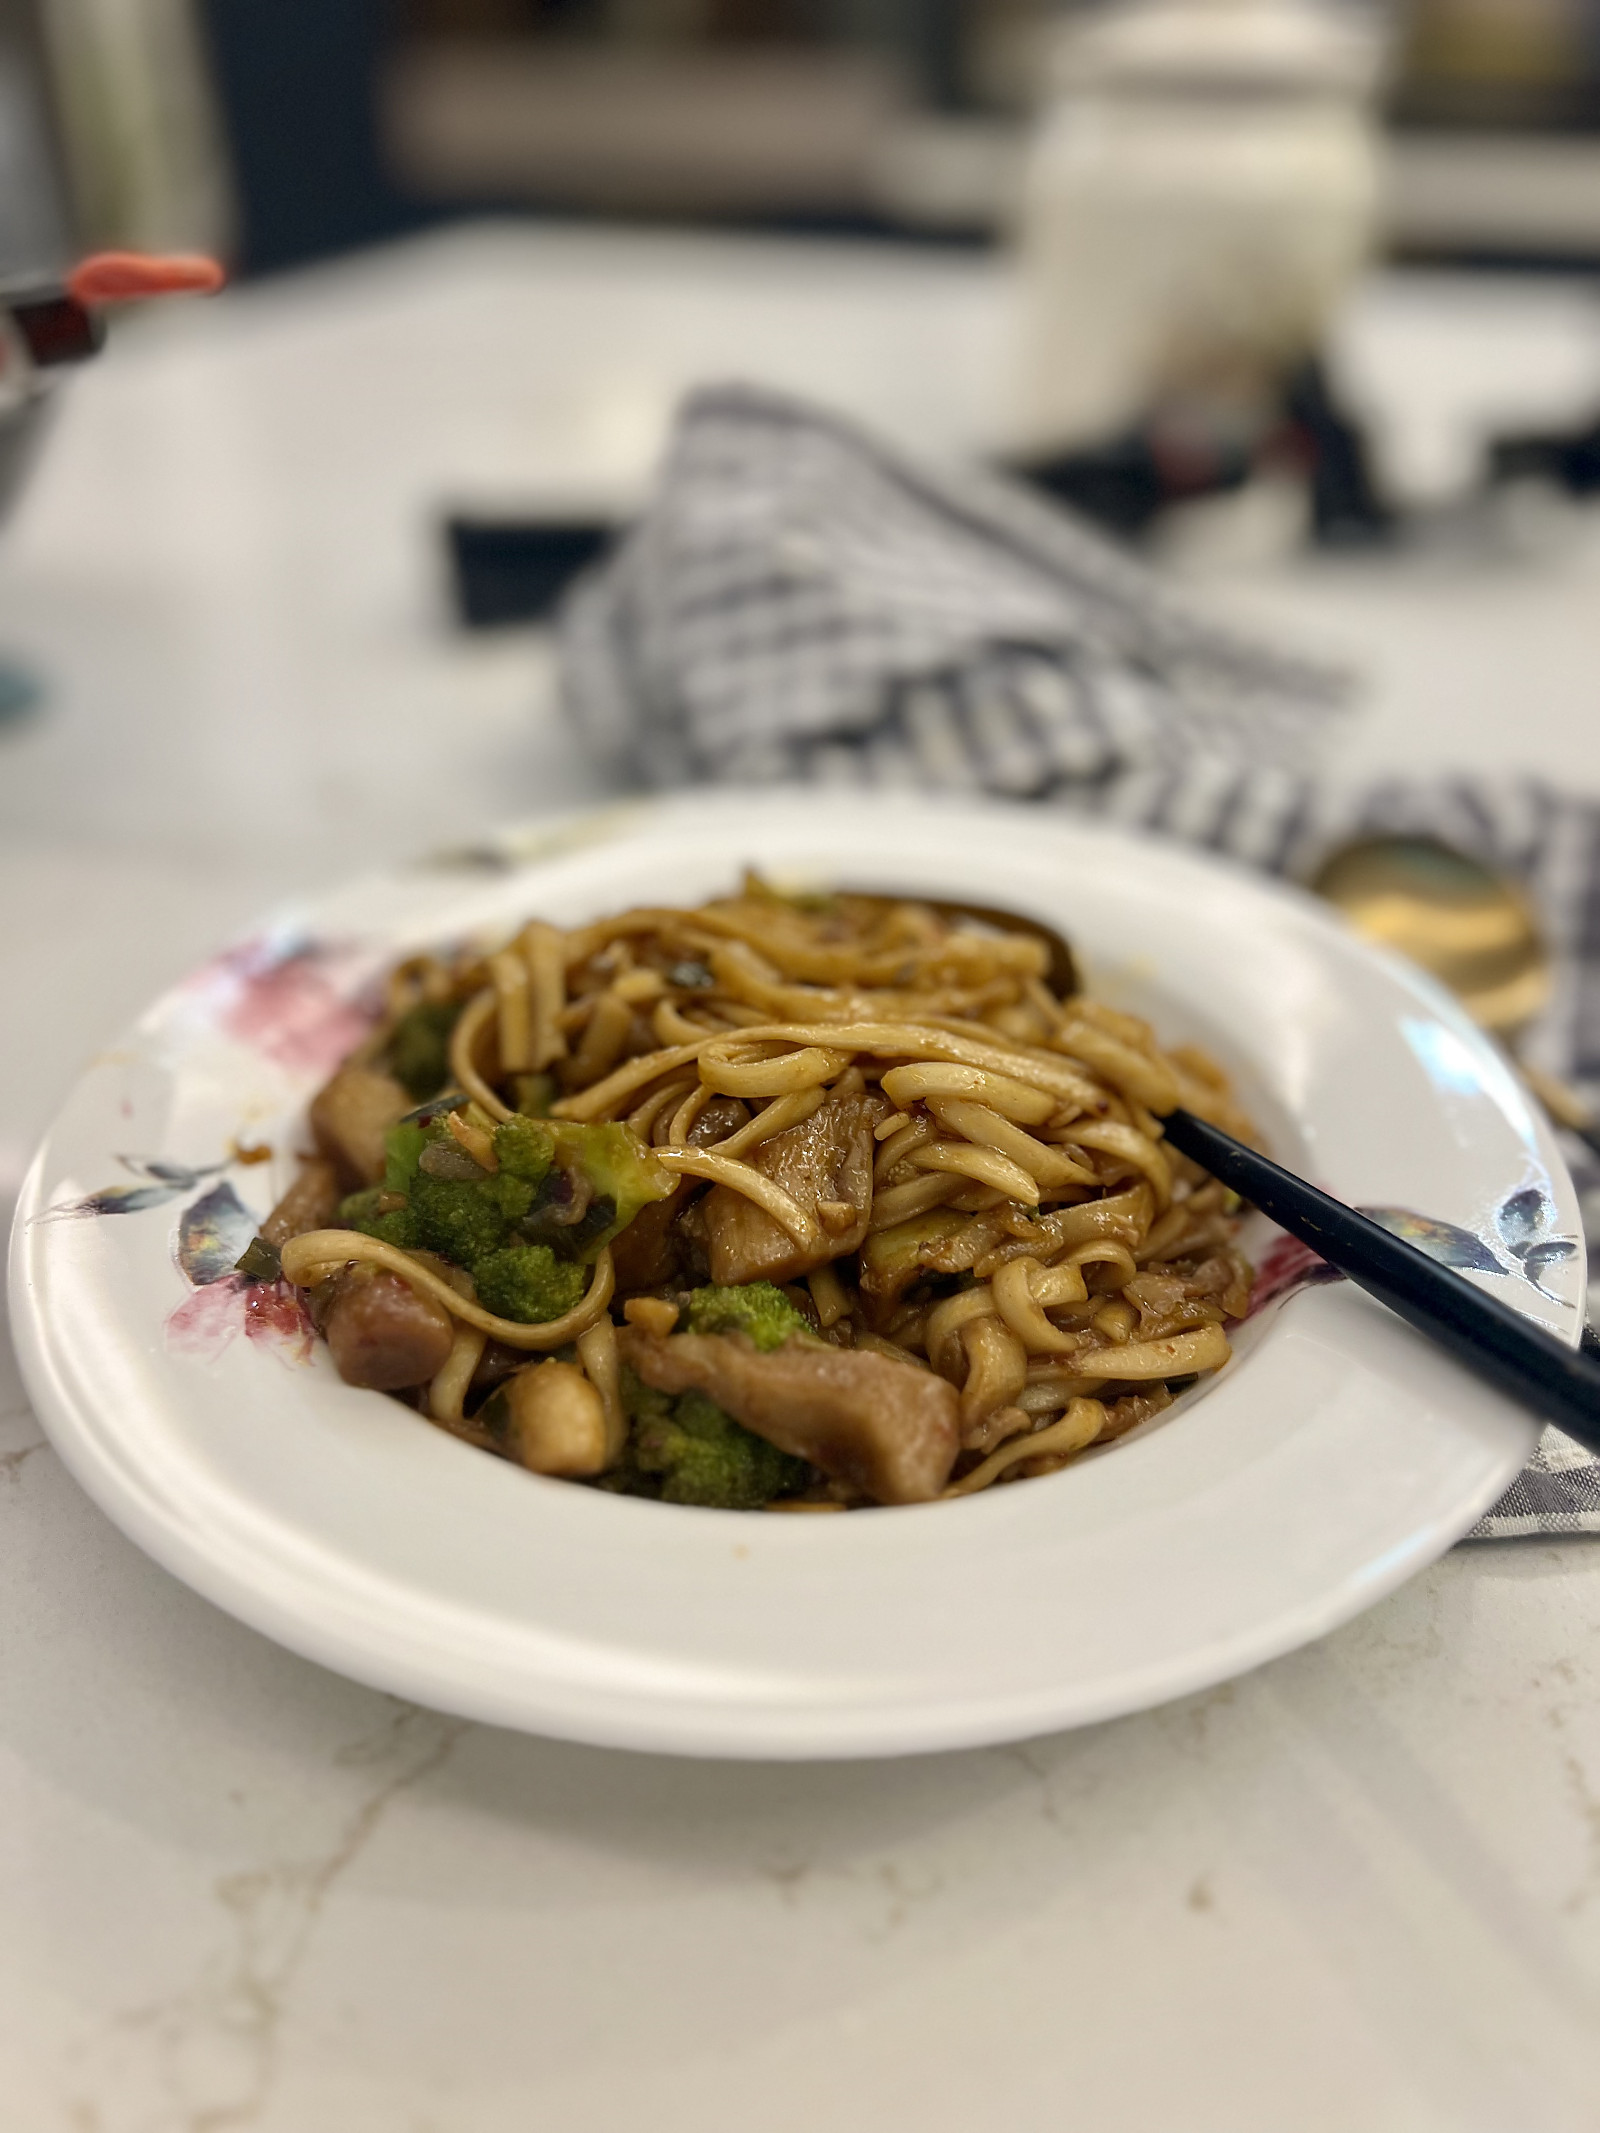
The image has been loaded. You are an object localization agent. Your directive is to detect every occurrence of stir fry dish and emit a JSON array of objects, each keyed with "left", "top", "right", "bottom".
[{"left": 250, "top": 879, "right": 1257, "bottom": 1510}]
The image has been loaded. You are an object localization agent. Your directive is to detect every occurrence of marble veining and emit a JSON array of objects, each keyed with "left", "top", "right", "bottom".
[{"left": 63, "top": 1708, "right": 469, "bottom": 2133}]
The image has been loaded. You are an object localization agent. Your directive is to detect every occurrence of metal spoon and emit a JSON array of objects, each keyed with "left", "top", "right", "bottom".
[{"left": 1310, "top": 834, "right": 1600, "bottom": 1161}]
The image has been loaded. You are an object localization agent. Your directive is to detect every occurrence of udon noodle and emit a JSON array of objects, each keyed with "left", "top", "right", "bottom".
[{"left": 257, "top": 878, "right": 1256, "bottom": 1510}]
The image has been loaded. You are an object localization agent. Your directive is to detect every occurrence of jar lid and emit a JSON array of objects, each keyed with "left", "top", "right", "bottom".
[{"left": 1053, "top": 0, "right": 1385, "bottom": 97}]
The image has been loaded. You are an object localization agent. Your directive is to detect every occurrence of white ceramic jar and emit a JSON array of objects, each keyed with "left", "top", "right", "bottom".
[{"left": 1010, "top": 0, "right": 1386, "bottom": 455}]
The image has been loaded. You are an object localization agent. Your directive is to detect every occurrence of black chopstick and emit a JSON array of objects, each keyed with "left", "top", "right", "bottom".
[{"left": 1160, "top": 1107, "right": 1600, "bottom": 1454}]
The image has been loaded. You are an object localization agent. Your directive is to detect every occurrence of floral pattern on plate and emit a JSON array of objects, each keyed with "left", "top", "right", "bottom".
[
  {"left": 36, "top": 1158, "right": 314, "bottom": 1365},
  {"left": 178, "top": 926, "right": 381, "bottom": 1078},
  {"left": 164, "top": 1176, "right": 313, "bottom": 1365}
]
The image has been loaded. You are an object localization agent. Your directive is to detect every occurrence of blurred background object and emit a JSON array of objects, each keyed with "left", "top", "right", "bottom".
[
  {"left": 0, "top": 0, "right": 229, "bottom": 542},
  {"left": 1000, "top": 0, "right": 1390, "bottom": 551},
  {"left": 0, "top": 0, "right": 74, "bottom": 277},
  {"left": 1395, "top": 0, "right": 1600, "bottom": 128},
  {"left": 0, "top": 0, "right": 227, "bottom": 731},
  {"left": 383, "top": 0, "right": 997, "bottom": 232},
  {"left": 5, "top": 0, "right": 1600, "bottom": 277},
  {"left": 1007, "top": 0, "right": 1386, "bottom": 459},
  {"left": 1387, "top": 0, "right": 1600, "bottom": 259},
  {"left": 0, "top": 0, "right": 75, "bottom": 511},
  {"left": 0, "top": 0, "right": 1596, "bottom": 574},
  {"left": 196, "top": 0, "right": 409, "bottom": 272},
  {"left": 41, "top": 0, "right": 232, "bottom": 256},
  {"left": 0, "top": 0, "right": 90, "bottom": 715},
  {"left": 375, "top": 0, "right": 1600, "bottom": 259}
]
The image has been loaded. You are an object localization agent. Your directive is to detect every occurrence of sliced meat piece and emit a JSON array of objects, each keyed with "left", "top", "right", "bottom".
[
  {"left": 322, "top": 1263, "right": 455, "bottom": 1390},
  {"left": 261, "top": 1157, "right": 343, "bottom": 1247},
  {"left": 620, "top": 1325, "right": 959, "bottom": 1505},
  {"left": 703, "top": 1087, "right": 886, "bottom": 1286},
  {"left": 309, "top": 1064, "right": 412, "bottom": 1188}
]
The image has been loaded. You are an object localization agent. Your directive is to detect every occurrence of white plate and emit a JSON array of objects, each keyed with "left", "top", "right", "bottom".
[{"left": 9, "top": 794, "right": 1583, "bottom": 1758}]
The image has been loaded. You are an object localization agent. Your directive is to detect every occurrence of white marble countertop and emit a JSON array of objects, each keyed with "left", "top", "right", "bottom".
[{"left": 6, "top": 223, "right": 1600, "bottom": 2132}]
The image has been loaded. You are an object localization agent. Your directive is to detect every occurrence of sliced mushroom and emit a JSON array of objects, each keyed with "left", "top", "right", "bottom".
[{"left": 494, "top": 1359, "right": 609, "bottom": 1476}]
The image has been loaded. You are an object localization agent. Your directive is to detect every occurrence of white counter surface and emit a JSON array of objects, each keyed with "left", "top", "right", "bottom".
[{"left": 6, "top": 223, "right": 1600, "bottom": 2133}]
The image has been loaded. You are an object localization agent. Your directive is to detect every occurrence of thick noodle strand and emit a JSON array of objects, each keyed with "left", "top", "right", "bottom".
[
  {"left": 280, "top": 1233, "right": 616, "bottom": 1349},
  {"left": 652, "top": 1148, "right": 823, "bottom": 1251},
  {"left": 945, "top": 1399, "right": 1108, "bottom": 1496},
  {"left": 448, "top": 989, "right": 513, "bottom": 1123}
]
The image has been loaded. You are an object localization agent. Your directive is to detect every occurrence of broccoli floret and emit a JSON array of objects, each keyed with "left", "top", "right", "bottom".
[
  {"left": 367, "top": 1117, "right": 570, "bottom": 1273},
  {"left": 633, "top": 1387, "right": 811, "bottom": 1509},
  {"left": 385, "top": 1000, "right": 461, "bottom": 1101},
  {"left": 620, "top": 1363, "right": 673, "bottom": 1429},
  {"left": 338, "top": 1186, "right": 423, "bottom": 1251},
  {"left": 473, "top": 1243, "right": 586, "bottom": 1323},
  {"left": 407, "top": 1174, "right": 512, "bottom": 1265},
  {"left": 363, "top": 1113, "right": 669, "bottom": 1289},
  {"left": 486, "top": 1171, "right": 537, "bottom": 1221},
  {"left": 494, "top": 1112, "right": 555, "bottom": 1185},
  {"left": 684, "top": 1281, "right": 811, "bottom": 1353}
]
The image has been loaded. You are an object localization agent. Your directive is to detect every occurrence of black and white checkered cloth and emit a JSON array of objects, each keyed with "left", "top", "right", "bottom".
[{"left": 561, "top": 383, "right": 1600, "bottom": 1538}]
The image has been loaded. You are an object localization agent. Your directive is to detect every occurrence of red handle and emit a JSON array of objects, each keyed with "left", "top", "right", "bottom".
[{"left": 65, "top": 252, "right": 226, "bottom": 306}]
